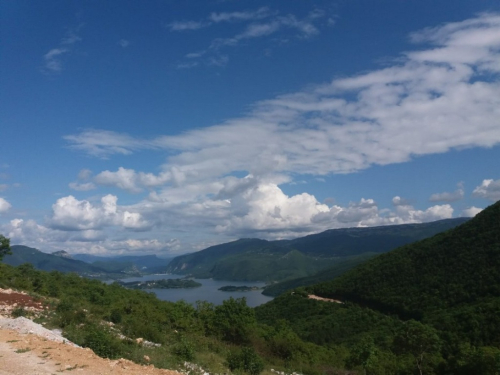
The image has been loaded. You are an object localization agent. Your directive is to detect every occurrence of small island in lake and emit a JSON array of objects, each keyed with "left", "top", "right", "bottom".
[
  {"left": 119, "top": 278, "right": 201, "bottom": 290},
  {"left": 218, "top": 285, "right": 262, "bottom": 292}
]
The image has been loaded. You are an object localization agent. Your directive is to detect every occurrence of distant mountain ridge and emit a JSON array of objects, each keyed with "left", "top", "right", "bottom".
[
  {"left": 167, "top": 217, "right": 470, "bottom": 282},
  {"left": 2, "top": 246, "right": 172, "bottom": 278},
  {"left": 3, "top": 246, "right": 108, "bottom": 275},
  {"left": 72, "top": 254, "right": 172, "bottom": 273},
  {"left": 51, "top": 250, "right": 72, "bottom": 259}
]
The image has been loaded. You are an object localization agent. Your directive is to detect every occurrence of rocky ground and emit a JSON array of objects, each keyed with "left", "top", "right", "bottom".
[{"left": 0, "top": 288, "right": 181, "bottom": 375}]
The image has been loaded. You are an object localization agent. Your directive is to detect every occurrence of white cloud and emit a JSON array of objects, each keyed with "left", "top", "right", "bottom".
[
  {"left": 93, "top": 167, "right": 171, "bottom": 192},
  {"left": 168, "top": 21, "right": 207, "bottom": 31},
  {"left": 78, "top": 169, "right": 93, "bottom": 180},
  {"left": 47, "top": 194, "right": 150, "bottom": 231},
  {"left": 1, "top": 218, "right": 178, "bottom": 255},
  {"left": 42, "top": 25, "right": 83, "bottom": 73},
  {"left": 64, "top": 129, "right": 154, "bottom": 158},
  {"left": 69, "top": 169, "right": 96, "bottom": 191},
  {"left": 60, "top": 14, "right": 500, "bottom": 245},
  {"left": 170, "top": 7, "right": 325, "bottom": 67},
  {"left": 67, "top": 13, "right": 500, "bottom": 180},
  {"left": 429, "top": 184, "right": 464, "bottom": 202},
  {"left": 461, "top": 206, "right": 482, "bottom": 217},
  {"left": 0, "top": 198, "right": 11, "bottom": 213},
  {"left": 472, "top": 179, "right": 500, "bottom": 201},
  {"left": 43, "top": 48, "right": 68, "bottom": 72},
  {"left": 186, "top": 51, "right": 206, "bottom": 59},
  {"left": 125, "top": 178, "right": 456, "bottom": 241},
  {"left": 118, "top": 39, "right": 130, "bottom": 47},
  {"left": 94, "top": 168, "right": 142, "bottom": 193},
  {"left": 208, "top": 55, "right": 229, "bottom": 67},
  {"left": 69, "top": 182, "right": 96, "bottom": 191},
  {"left": 210, "top": 15, "right": 319, "bottom": 49},
  {"left": 391, "top": 200, "right": 454, "bottom": 223},
  {"left": 209, "top": 7, "right": 271, "bottom": 23},
  {"left": 177, "top": 62, "right": 199, "bottom": 69}
]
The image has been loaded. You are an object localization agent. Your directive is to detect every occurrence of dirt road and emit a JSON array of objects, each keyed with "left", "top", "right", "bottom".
[
  {"left": 0, "top": 327, "right": 181, "bottom": 375},
  {"left": 0, "top": 288, "right": 180, "bottom": 375}
]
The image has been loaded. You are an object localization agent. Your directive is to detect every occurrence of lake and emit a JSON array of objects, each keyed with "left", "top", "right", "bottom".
[{"left": 117, "top": 274, "right": 274, "bottom": 307}]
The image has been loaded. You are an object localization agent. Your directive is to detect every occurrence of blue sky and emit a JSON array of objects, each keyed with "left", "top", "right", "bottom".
[{"left": 1, "top": 0, "right": 500, "bottom": 256}]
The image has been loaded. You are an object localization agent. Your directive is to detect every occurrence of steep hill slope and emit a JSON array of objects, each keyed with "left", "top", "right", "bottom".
[
  {"left": 310, "top": 201, "right": 500, "bottom": 321},
  {"left": 261, "top": 253, "right": 377, "bottom": 296},
  {"left": 256, "top": 201, "right": 500, "bottom": 374}
]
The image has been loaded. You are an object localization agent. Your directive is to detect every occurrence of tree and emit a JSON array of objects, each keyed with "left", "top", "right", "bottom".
[
  {"left": 347, "top": 335, "right": 378, "bottom": 375},
  {"left": 213, "top": 297, "right": 256, "bottom": 344},
  {"left": 394, "top": 320, "right": 441, "bottom": 375},
  {"left": 0, "top": 235, "right": 11, "bottom": 262}
]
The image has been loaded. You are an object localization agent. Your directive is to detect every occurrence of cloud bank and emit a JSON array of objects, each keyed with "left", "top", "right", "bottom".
[{"left": 8, "top": 13, "right": 499, "bottom": 254}]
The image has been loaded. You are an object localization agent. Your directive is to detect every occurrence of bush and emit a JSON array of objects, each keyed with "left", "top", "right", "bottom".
[
  {"left": 172, "top": 336, "right": 195, "bottom": 361},
  {"left": 226, "top": 347, "right": 265, "bottom": 375},
  {"left": 82, "top": 324, "right": 122, "bottom": 359},
  {"left": 11, "top": 307, "right": 27, "bottom": 318}
]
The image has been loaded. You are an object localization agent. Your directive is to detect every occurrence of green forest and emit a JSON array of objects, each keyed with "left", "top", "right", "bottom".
[{"left": 0, "top": 201, "right": 499, "bottom": 374}]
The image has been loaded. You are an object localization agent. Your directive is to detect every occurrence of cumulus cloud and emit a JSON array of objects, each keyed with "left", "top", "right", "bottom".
[
  {"left": 0, "top": 198, "right": 11, "bottom": 213},
  {"left": 133, "top": 180, "right": 456, "bottom": 240},
  {"left": 429, "top": 184, "right": 464, "bottom": 202},
  {"left": 391, "top": 198, "right": 454, "bottom": 223},
  {"left": 48, "top": 194, "right": 150, "bottom": 231},
  {"left": 472, "top": 179, "right": 500, "bottom": 201},
  {"left": 69, "top": 169, "right": 96, "bottom": 191},
  {"left": 61, "top": 14, "right": 500, "bottom": 244},
  {"left": 461, "top": 206, "right": 483, "bottom": 217},
  {"left": 93, "top": 167, "right": 171, "bottom": 193},
  {"left": 1, "top": 218, "right": 178, "bottom": 255}
]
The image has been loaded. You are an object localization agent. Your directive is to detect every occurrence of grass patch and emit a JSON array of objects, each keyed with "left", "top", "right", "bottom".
[{"left": 15, "top": 347, "right": 31, "bottom": 353}]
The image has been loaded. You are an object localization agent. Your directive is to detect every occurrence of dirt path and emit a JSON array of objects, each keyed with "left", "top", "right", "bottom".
[
  {"left": 0, "top": 328, "right": 181, "bottom": 375},
  {"left": 0, "top": 288, "right": 181, "bottom": 375},
  {"left": 307, "top": 294, "right": 343, "bottom": 304}
]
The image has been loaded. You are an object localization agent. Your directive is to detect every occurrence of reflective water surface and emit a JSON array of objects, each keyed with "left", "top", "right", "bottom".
[{"left": 116, "top": 274, "right": 274, "bottom": 307}]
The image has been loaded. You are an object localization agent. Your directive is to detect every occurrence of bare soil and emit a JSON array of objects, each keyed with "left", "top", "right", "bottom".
[
  {"left": 0, "top": 288, "right": 181, "bottom": 375},
  {"left": 307, "top": 294, "right": 343, "bottom": 304}
]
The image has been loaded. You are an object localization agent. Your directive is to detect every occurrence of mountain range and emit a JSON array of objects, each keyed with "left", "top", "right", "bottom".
[
  {"left": 2, "top": 246, "right": 172, "bottom": 279},
  {"left": 166, "top": 217, "right": 469, "bottom": 282}
]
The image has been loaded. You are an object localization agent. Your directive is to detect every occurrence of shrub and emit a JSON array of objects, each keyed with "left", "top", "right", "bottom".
[
  {"left": 226, "top": 347, "right": 265, "bottom": 375},
  {"left": 172, "top": 336, "right": 195, "bottom": 361}
]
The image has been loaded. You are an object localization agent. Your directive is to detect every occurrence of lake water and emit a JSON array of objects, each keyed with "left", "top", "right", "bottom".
[{"left": 117, "top": 274, "right": 274, "bottom": 307}]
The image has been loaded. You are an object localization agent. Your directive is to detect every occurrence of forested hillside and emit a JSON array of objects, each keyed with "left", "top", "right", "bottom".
[
  {"left": 262, "top": 253, "right": 376, "bottom": 296},
  {"left": 310, "top": 201, "right": 500, "bottom": 322},
  {"left": 167, "top": 218, "right": 468, "bottom": 282},
  {"left": 257, "top": 201, "right": 500, "bottom": 374},
  {"left": 0, "top": 204, "right": 497, "bottom": 374}
]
